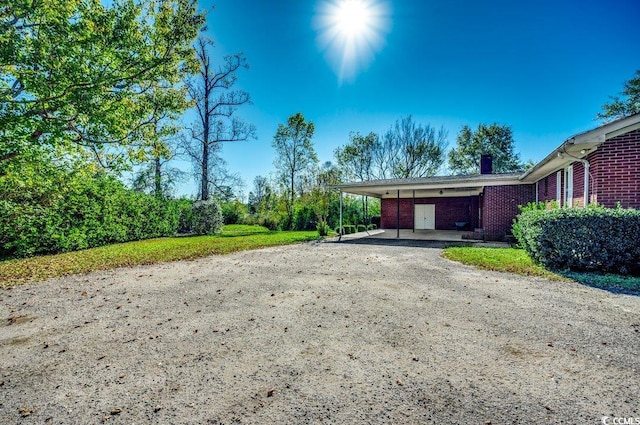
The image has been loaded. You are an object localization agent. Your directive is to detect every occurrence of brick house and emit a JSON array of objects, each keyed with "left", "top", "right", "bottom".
[{"left": 337, "top": 113, "right": 640, "bottom": 241}]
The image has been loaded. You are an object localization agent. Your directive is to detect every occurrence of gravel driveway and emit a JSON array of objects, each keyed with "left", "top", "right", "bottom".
[{"left": 1, "top": 239, "right": 639, "bottom": 424}]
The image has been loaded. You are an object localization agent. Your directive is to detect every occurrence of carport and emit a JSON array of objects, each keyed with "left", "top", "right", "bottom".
[{"left": 335, "top": 174, "right": 524, "bottom": 240}]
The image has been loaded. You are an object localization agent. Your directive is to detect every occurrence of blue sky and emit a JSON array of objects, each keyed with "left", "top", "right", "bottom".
[{"left": 177, "top": 0, "right": 640, "bottom": 198}]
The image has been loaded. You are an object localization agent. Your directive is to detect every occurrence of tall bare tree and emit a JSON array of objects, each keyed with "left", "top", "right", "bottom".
[{"left": 184, "top": 37, "right": 255, "bottom": 200}]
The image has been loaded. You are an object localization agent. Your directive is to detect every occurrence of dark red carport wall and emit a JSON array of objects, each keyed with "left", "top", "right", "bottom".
[
  {"left": 381, "top": 196, "right": 480, "bottom": 230},
  {"left": 482, "top": 185, "right": 535, "bottom": 240}
]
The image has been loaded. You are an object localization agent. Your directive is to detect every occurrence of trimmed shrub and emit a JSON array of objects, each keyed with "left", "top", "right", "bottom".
[
  {"left": 357, "top": 224, "right": 366, "bottom": 232},
  {"left": 513, "top": 205, "right": 640, "bottom": 274},
  {"left": 191, "top": 200, "right": 224, "bottom": 236},
  {"left": 176, "top": 199, "right": 195, "bottom": 233},
  {"left": 367, "top": 224, "right": 377, "bottom": 230}
]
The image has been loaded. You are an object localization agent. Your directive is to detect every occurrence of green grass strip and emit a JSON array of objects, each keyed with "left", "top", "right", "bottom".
[
  {"left": 0, "top": 226, "right": 318, "bottom": 287},
  {"left": 442, "top": 247, "right": 564, "bottom": 280},
  {"left": 443, "top": 246, "right": 640, "bottom": 295}
]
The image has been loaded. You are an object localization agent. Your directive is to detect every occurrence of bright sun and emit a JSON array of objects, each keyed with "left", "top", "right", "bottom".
[
  {"left": 314, "top": 0, "right": 390, "bottom": 83},
  {"left": 334, "top": 0, "right": 371, "bottom": 37}
]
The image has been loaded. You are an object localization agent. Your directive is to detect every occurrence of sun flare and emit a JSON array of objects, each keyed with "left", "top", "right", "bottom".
[
  {"left": 334, "top": 0, "right": 371, "bottom": 37},
  {"left": 314, "top": 0, "right": 390, "bottom": 83}
]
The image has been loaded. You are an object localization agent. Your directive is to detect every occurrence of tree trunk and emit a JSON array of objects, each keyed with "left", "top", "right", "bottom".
[
  {"left": 201, "top": 82, "right": 210, "bottom": 201},
  {"left": 154, "top": 153, "right": 162, "bottom": 198},
  {"left": 201, "top": 141, "right": 209, "bottom": 201},
  {"left": 0, "top": 152, "right": 19, "bottom": 162}
]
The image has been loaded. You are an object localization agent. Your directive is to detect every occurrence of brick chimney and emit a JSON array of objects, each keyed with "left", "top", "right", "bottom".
[{"left": 480, "top": 154, "right": 493, "bottom": 174}]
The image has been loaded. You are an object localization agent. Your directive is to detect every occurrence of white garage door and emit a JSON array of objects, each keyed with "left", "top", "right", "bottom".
[{"left": 414, "top": 204, "right": 435, "bottom": 230}]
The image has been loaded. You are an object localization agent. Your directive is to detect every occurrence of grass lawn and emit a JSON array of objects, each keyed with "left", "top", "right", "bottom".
[
  {"left": 0, "top": 225, "right": 318, "bottom": 287},
  {"left": 443, "top": 246, "right": 640, "bottom": 295},
  {"left": 442, "top": 247, "right": 563, "bottom": 280}
]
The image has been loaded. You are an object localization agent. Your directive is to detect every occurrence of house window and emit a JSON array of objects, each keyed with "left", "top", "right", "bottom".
[
  {"left": 556, "top": 171, "right": 562, "bottom": 205},
  {"left": 565, "top": 165, "right": 573, "bottom": 208}
]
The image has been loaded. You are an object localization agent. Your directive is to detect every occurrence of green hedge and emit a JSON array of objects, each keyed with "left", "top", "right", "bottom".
[
  {"left": 513, "top": 204, "right": 640, "bottom": 274},
  {"left": 0, "top": 168, "right": 185, "bottom": 259}
]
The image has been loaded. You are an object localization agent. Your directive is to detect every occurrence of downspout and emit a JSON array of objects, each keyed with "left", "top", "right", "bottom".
[
  {"left": 535, "top": 181, "right": 539, "bottom": 203},
  {"left": 582, "top": 161, "right": 590, "bottom": 206}
]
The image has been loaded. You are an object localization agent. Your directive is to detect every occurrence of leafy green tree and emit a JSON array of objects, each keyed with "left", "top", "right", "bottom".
[
  {"left": 248, "top": 175, "right": 275, "bottom": 215},
  {"left": 184, "top": 37, "right": 255, "bottom": 201},
  {"left": 309, "top": 161, "right": 342, "bottom": 228},
  {"left": 0, "top": 0, "right": 203, "bottom": 167},
  {"left": 597, "top": 69, "right": 640, "bottom": 122},
  {"left": 272, "top": 112, "right": 318, "bottom": 227},
  {"left": 448, "top": 123, "right": 524, "bottom": 175}
]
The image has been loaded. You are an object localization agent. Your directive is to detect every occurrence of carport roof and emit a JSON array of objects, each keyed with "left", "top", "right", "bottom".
[{"left": 335, "top": 173, "right": 523, "bottom": 198}]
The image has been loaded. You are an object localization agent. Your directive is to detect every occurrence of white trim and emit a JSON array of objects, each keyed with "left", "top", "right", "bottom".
[
  {"left": 565, "top": 165, "right": 574, "bottom": 208},
  {"left": 606, "top": 121, "right": 640, "bottom": 139}
]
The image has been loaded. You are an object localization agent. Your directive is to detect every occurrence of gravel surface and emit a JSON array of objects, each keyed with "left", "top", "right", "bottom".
[{"left": 1, "top": 239, "right": 639, "bottom": 424}]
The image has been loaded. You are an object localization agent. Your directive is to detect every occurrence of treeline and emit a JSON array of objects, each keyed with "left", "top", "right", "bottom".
[{"left": 0, "top": 1, "right": 530, "bottom": 259}]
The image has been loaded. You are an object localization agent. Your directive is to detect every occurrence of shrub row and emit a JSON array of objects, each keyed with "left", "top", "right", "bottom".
[
  {"left": 0, "top": 168, "right": 223, "bottom": 259},
  {"left": 334, "top": 224, "right": 377, "bottom": 235},
  {"left": 513, "top": 204, "right": 640, "bottom": 274}
]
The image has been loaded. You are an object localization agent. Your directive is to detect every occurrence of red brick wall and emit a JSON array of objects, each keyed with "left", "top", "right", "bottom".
[
  {"left": 381, "top": 196, "right": 479, "bottom": 230},
  {"left": 537, "top": 172, "right": 559, "bottom": 203},
  {"left": 381, "top": 198, "right": 413, "bottom": 229},
  {"left": 572, "top": 161, "right": 585, "bottom": 207},
  {"left": 589, "top": 129, "right": 640, "bottom": 208},
  {"left": 482, "top": 184, "right": 536, "bottom": 240}
]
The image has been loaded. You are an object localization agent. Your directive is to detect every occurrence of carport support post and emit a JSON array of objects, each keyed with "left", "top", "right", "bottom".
[
  {"left": 339, "top": 190, "right": 343, "bottom": 241},
  {"left": 396, "top": 190, "right": 400, "bottom": 239},
  {"left": 412, "top": 190, "right": 415, "bottom": 233}
]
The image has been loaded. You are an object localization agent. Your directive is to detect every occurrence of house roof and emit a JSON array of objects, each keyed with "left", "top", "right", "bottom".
[
  {"left": 520, "top": 112, "right": 640, "bottom": 182},
  {"left": 336, "top": 173, "right": 523, "bottom": 198},
  {"left": 336, "top": 113, "right": 640, "bottom": 197}
]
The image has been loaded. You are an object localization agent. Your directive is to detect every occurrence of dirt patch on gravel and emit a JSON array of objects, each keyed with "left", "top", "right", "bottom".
[{"left": 1, "top": 240, "right": 639, "bottom": 424}]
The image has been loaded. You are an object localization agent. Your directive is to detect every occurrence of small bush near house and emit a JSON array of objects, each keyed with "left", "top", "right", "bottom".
[
  {"left": 357, "top": 224, "right": 366, "bottom": 232},
  {"left": 191, "top": 200, "right": 224, "bottom": 236},
  {"left": 367, "top": 224, "right": 377, "bottom": 230},
  {"left": 513, "top": 204, "right": 640, "bottom": 274}
]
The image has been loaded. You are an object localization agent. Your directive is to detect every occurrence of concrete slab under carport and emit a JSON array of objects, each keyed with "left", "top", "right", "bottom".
[{"left": 331, "top": 229, "right": 510, "bottom": 247}]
